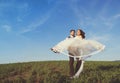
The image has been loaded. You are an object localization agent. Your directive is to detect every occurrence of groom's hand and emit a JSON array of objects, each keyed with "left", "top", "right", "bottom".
[{"left": 51, "top": 48, "right": 60, "bottom": 53}]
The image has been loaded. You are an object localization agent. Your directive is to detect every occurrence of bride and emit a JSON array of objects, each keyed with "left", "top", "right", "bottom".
[{"left": 51, "top": 29, "right": 105, "bottom": 78}]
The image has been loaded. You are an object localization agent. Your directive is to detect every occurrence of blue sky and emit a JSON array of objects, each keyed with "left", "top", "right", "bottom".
[{"left": 0, "top": 0, "right": 120, "bottom": 64}]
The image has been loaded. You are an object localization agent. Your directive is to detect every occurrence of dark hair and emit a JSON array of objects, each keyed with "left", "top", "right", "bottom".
[
  {"left": 70, "top": 29, "right": 75, "bottom": 33},
  {"left": 77, "top": 29, "right": 85, "bottom": 39}
]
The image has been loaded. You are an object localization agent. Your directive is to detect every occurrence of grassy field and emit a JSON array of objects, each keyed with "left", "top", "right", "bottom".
[{"left": 0, "top": 61, "right": 120, "bottom": 83}]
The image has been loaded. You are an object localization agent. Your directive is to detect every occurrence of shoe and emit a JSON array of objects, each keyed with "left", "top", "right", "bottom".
[{"left": 69, "top": 76, "right": 74, "bottom": 79}]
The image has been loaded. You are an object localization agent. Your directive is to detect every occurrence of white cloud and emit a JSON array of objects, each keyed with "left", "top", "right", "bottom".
[
  {"left": 17, "top": 3, "right": 29, "bottom": 9},
  {"left": 101, "top": 13, "right": 120, "bottom": 29},
  {"left": 17, "top": 17, "right": 23, "bottom": 22},
  {"left": 69, "top": 0, "right": 118, "bottom": 31},
  {"left": 113, "top": 14, "right": 120, "bottom": 19},
  {"left": 19, "top": 12, "right": 51, "bottom": 34},
  {"left": 90, "top": 35, "right": 110, "bottom": 42},
  {"left": 0, "top": 2, "right": 12, "bottom": 8},
  {"left": 16, "top": 3, "right": 30, "bottom": 22},
  {"left": 2, "top": 25, "right": 12, "bottom": 32},
  {"left": 88, "top": 33, "right": 110, "bottom": 43},
  {"left": 0, "top": 1, "right": 30, "bottom": 22}
]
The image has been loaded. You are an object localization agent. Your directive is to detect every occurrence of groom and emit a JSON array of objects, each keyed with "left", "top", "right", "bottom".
[{"left": 67, "top": 29, "right": 75, "bottom": 77}]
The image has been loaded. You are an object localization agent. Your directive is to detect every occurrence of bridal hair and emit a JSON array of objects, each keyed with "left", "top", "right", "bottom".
[{"left": 77, "top": 29, "right": 85, "bottom": 39}]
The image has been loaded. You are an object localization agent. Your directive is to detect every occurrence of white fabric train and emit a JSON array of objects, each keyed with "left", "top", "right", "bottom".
[{"left": 51, "top": 36, "right": 105, "bottom": 78}]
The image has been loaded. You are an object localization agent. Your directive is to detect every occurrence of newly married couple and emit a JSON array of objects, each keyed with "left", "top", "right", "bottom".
[{"left": 51, "top": 29, "right": 105, "bottom": 79}]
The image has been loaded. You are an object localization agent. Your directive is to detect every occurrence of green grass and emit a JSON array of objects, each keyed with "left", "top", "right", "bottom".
[{"left": 0, "top": 61, "right": 120, "bottom": 83}]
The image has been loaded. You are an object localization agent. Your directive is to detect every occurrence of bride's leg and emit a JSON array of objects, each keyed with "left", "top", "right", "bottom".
[{"left": 73, "top": 60, "right": 84, "bottom": 78}]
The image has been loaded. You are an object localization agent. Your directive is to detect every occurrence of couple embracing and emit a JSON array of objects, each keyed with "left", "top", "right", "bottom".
[
  {"left": 67, "top": 29, "right": 85, "bottom": 78},
  {"left": 51, "top": 29, "right": 105, "bottom": 78}
]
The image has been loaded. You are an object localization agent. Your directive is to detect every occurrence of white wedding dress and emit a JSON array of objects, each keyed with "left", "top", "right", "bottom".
[
  {"left": 52, "top": 36, "right": 105, "bottom": 58},
  {"left": 51, "top": 36, "right": 105, "bottom": 78}
]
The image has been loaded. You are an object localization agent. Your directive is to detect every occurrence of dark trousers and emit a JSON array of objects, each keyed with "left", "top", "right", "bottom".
[{"left": 69, "top": 57, "right": 82, "bottom": 76}]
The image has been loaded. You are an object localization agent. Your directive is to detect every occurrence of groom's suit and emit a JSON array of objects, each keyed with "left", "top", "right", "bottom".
[{"left": 67, "top": 35, "right": 75, "bottom": 76}]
